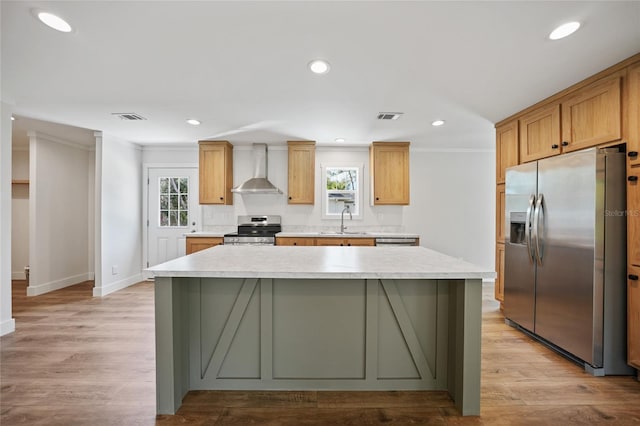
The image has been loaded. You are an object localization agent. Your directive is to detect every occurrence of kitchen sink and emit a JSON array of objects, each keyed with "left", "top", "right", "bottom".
[{"left": 319, "top": 231, "right": 369, "bottom": 236}]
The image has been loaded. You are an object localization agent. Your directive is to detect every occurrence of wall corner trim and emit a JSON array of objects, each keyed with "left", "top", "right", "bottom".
[
  {"left": 0, "top": 319, "right": 16, "bottom": 336},
  {"left": 93, "top": 273, "right": 143, "bottom": 297}
]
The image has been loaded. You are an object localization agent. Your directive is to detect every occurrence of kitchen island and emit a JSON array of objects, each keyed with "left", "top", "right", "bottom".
[{"left": 147, "top": 246, "right": 494, "bottom": 416}]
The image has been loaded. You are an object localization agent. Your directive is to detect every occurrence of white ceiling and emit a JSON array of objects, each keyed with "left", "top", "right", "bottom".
[{"left": 3, "top": 1, "right": 640, "bottom": 149}]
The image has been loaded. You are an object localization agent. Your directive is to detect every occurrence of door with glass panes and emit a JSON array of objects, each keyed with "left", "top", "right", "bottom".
[{"left": 147, "top": 168, "right": 199, "bottom": 268}]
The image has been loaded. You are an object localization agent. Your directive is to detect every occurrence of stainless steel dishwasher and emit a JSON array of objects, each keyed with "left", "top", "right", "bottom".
[{"left": 375, "top": 237, "right": 418, "bottom": 246}]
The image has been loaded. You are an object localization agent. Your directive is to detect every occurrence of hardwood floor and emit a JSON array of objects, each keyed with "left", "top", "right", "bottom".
[{"left": 2, "top": 279, "right": 639, "bottom": 425}]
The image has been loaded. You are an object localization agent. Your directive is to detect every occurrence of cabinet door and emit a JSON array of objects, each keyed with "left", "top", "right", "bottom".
[
  {"left": 495, "top": 243, "right": 505, "bottom": 302},
  {"left": 315, "top": 238, "right": 346, "bottom": 246},
  {"left": 186, "top": 237, "right": 223, "bottom": 254},
  {"left": 628, "top": 63, "right": 640, "bottom": 167},
  {"left": 370, "top": 142, "right": 410, "bottom": 205},
  {"left": 496, "top": 184, "right": 506, "bottom": 244},
  {"left": 519, "top": 103, "right": 561, "bottom": 162},
  {"left": 630, "top": 165, "right": 640, "bottom": 267},
  {"left": 199, "top": 141, "right": 233, "bottom": 205},
  {"left": 344, "top": 238, "right": 375, "bottom": 246},
  {"left": 628, "top": 265, "right": 640, "bottom": 369},
  {"left": 287, "top": 141, "right": 315, "bottom": 204},
  {"left": 561, "top": 76, "right": 622, "bottom": 152},
  {"left": 276, "top": 237, "right": 315, "bottom": 246},
  {"left": 496, "top": 120, "right": 519, "bottom": 184}
]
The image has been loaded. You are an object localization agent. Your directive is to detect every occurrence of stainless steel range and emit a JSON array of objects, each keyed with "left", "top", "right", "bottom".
[{"left": 224, "top": 215, "right": 281, "bottom": 245}]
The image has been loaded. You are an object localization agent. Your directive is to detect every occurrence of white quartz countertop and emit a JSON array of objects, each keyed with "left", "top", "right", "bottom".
[
  {"left": 276, "top": 232, "right": 419, "bottom": 239},
  {"left": 184, "top": 232, "right": 226, "bottom": 238},
  {"left": 147, "top": 245, "right": 495, "bottom": 280}
]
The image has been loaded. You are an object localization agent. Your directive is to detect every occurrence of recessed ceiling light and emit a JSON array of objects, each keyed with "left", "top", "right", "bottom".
[
  {"left": 308, "top": 59, "right": 330, "bottom": 74},
  {"left": 186, "top": 119, "right": 201, "bottom": 126},
  {"left": 549, "top": 22, "right": 581, "bottom": 40},
  {"left": 335, "top": 138, "right": 345, "bottom": 143},
  {"left": 36, "top": 11, "right": 73, "bottom": 33},
  {"left": 431, "top": 120, "right": 445, "bottom": 127}
]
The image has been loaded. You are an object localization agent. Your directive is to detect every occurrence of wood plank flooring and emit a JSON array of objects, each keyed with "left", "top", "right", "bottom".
[{"left": 2, "top": 279, "right": 639, "bottom": 425}]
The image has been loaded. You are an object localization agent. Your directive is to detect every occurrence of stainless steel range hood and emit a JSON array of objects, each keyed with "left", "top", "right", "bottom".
[{"left": 231, "top": 143, "right": 283, "bottom": 194}]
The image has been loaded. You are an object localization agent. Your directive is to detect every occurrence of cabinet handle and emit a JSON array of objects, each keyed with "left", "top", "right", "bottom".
[
  {"left": 629, "top": 176, "right": 639, "bottom": 182},
  {"left": 219, "top": 197, "right": 224, "bottom": 201},
  {"left": 375, "top": 197, "right": 380, "bottom": 201},
  {"left": 288, "top": 196, "right": 292, "bottom": 200},
  {"left": 340, "top": 243, "right": 344, "bottom": 246},
  {"left": 551, "top": 144, "right": 559, "bottom": 149},
  {"left": 629, "top": 151, "right": 639, "bottom": 158},
  {"left": 347, "top": 243, "right": 351, "bottom": 246},
  {"left": 629, "top": 274, "right": 639, "bottom": 281},
  {"left": 561, "top": 141, "right": 569, "bottom": 147},
  {"left": 293, "top": 242, "right": 297, "bottom": 246}
]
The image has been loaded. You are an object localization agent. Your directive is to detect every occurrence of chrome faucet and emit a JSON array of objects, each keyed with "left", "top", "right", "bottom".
[{"left": 340, "top": 203, "right": 352, "bottom": 233}]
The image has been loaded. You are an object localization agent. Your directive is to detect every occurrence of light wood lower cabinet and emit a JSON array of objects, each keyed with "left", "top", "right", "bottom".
[
  {"left": 495, "top": 243, "right": 505, "bottom": 302},
  {"left": 277, "top": 237, "right": 376, "bottom": 246},
  {"left": 186, "top": 237, "right": 223, "bottom": 254},
  {"left": 628, "top": 265, "right": 640, "bottom": 369},
  {"left": 276, "top": 237, "right": 315, "bottom": 246},
  {"left": 315, "top": 237, "right": 376, "bottom": 247}
]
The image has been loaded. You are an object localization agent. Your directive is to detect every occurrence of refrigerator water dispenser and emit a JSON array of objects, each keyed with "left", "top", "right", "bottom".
[{"left": 509, "top": 212, "right": 527, "bottom": 244}]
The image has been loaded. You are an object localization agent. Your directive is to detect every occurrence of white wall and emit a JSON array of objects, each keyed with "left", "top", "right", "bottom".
[
  {"left": 142, "top": 144, "right": 495, "bottom": 271},
  {"left": 27, "top": 132, "right": 92, "bottom": 296},
  {"left": 94, "top": 133, "right": 143, "bottom": 296},
  {"left": 405, "top": 149, "right": 495, "bottom": 269},
  {"left": 1, "top": 102, "right": 16, "bottom": 335},
  {"left": 11, "top": 149, "right": 29, "bottom": 279}
]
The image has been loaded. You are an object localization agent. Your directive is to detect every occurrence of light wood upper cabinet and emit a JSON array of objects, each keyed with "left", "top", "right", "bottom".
[
  {"left": 628, "top": 265, "right": 640, "bottom": 369},
  {"left": 561, "top": 75, "right": 622, "bottom": 153},
  {"left": 496, "top": 120, "right": 519, "bottom": 184},
  {"left": 496, "top": 184, "right": 506, "bottom": 244},
  {"left": 199, "top": 141, "right": 233, "bottom": 205},
  {"left": 186, "top": 237, "right": 223, "bottom": 254},
  {"left": 287, "top": 141, "right": 315, "bottom": 204},
  {"left": 519, "top": 103, "right": 561, "bottom": 163},
  {"left": 629, "top": 165, "right": 640, "bottom": 268},
  {"left": 370, "top": 142, "right": 410, "bottom": 205},
  {"left": 628, "top": 63, "right": 640, "bottom": 167},
  {"left": 495, "top": 243, "right": 505, "bottom": 303}
]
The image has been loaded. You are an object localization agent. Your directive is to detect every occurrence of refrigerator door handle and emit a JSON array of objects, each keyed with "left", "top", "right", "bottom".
[
  {"left": 533, "top": 193, "right": 545, "bottom": 265},
  {"left": 525, "top": 194, "right": 536, "bottom": 263}
]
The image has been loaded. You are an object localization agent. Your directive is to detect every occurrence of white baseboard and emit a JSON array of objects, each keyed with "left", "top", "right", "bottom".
[
  {"left": 12, "top": 271, "right": 26, "bottom": 280},
  {"left": 27, "top": 273, "right": 92, "bottom": 296},
  {"left": 87, "top": 272, "right": 95, "bottom": 280},
  {"left": 93, "top": 273, "right": 143, "bottom": 297},
  {"left": 1, "top": 318, "right": 16, "bottom": 336}
]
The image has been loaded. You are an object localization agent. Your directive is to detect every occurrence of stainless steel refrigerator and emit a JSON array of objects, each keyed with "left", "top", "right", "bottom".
[{"left": 504, "top": 147, "right": 633, "bottom": 375}]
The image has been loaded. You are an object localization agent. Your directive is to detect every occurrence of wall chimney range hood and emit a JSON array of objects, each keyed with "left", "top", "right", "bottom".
[{"left": 231, "top": 143, "right": 283, "bottom": 194}]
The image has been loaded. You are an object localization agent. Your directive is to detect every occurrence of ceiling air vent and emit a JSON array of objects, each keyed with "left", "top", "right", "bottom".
[
  {"left": 377, "top": 112, "right": 403, "bottom": 120},
  {"left": 112, "top": 112, "right": 147, "bottom": 121}
]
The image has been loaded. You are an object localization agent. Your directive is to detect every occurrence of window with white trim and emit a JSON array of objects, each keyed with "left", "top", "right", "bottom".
[
  {"left": 321, "top": 165, "right": 363, "bottom": 219},
  {"left": 159, "top": 177, "right": 189, "bottom": 227}
]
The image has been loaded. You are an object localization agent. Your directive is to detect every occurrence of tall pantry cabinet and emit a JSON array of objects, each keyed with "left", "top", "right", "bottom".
[
  {"left": 495, "top": 120, "right": 518, "bottom": 303},
  {"left": 495, "top": 52, "right": 640, "bottom": 372},
  {"left": 626, "top": 62, "right": 640, "bottom": 371}
]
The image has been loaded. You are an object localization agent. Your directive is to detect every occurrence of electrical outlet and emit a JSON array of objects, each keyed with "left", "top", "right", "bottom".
[{"left": 112, "top": 265, "right": 118, "bottom": 275}]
